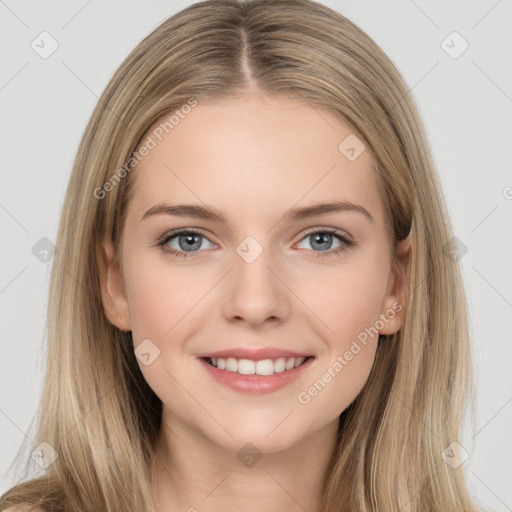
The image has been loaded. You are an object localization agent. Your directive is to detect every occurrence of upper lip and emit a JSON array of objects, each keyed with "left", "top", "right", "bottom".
[{"left": 197, "top": 347, "right": 313, "bottom": 361}]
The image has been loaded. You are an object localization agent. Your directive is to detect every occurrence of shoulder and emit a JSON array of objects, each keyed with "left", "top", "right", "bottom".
[{"left": 2, "top": 506, "right": 45, "bottom": 512}]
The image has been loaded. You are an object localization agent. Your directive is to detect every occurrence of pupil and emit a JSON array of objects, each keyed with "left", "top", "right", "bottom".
[
  {"left": 312, "top": 233, "right": 331, "bottom": 250},
  {"left": 181, "top": 234, "right": 200, "bottom": 250}
]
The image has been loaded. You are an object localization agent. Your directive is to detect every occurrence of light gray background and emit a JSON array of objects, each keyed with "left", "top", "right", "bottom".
[{"left": 1, "top": 1, "right": 511, "bottom": 510}]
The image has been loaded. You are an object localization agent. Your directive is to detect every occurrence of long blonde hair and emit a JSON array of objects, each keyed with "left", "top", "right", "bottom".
[{"left": 1, "top": 1, "right": 480, "bottom": 510}]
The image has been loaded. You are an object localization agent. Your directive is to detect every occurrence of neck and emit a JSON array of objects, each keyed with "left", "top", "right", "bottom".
[{"left": 150, "top": 409, "right": 339, "bottom": 512}]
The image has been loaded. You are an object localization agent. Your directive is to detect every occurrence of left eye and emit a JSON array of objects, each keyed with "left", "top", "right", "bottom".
[
  {"left": 296, "top": 229, "right": 352, "bottom": 254},
  {"left": 157, "top": 228, "right": 353, "bottom": 258}
]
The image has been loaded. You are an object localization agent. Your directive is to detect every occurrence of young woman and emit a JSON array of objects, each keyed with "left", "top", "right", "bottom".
[{"left": 0, "top": 0, "right": 482, "bottom": 510}]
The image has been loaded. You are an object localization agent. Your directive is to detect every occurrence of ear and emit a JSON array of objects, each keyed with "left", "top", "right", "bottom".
[
  {"left": 97, "top": 236, "right": 131, "bottom": 332},
  {"left": 378, "top": 233, "right": 412, "bottom": 335}
]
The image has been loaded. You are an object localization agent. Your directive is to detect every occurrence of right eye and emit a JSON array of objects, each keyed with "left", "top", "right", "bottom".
[{"left": 157, "top": 228, "right": 216, "bottom": 258}]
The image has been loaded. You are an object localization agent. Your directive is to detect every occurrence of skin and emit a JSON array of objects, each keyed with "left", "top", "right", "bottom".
[{"left": 99, "top": 91, "right": 411, "bottom": 512}]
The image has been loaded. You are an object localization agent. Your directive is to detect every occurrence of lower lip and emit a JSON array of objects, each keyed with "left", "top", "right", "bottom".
[{"left": 199, "top": 357, "right": 315, "bottom": 394}]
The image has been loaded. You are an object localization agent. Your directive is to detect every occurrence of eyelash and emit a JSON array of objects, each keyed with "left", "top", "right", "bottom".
[{"left": 156, "top": 227, "right": 354, "bottom": 259}]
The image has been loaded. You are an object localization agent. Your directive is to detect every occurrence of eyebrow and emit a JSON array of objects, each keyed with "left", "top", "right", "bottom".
[{"left": 140, "top": 200, "right": 374, "bottom": 224}]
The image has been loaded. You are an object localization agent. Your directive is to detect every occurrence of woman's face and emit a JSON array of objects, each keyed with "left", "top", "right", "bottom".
[{"left": 100, "top": 92, "right": 409, "bottom": 453}]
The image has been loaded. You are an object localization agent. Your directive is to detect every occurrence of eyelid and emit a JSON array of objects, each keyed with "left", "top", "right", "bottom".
[
  {"left": 156, "top": 227, "right": 217, "bottom": 247},
  {"left": 300, "top": 225, "right": 353, "bottom": 242},
  {"left": 158, "top": 226, "right": 356, "bottom": 245}
]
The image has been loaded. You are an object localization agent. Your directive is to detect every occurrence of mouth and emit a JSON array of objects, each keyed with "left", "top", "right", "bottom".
[
  {"left": 201, "top": 355, "right": 314, "bottom": 376},
  {"left": 199, "top": 354, "right": 315, "bottom": 394}
]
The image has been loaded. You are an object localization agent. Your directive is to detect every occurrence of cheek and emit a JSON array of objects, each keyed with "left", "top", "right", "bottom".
[
  {"left": 306, "top": 256, "right": 389, "bottom": 343},
  {"left": 126, "top": 245, "right": 389, "bottom": 351},
  {"left": 123, "top": 255, "right": 209, "bottom": 398},
  {"left": 124, "top": 251, "right": 207, "bottom": 339},
  {"left": 295, "top": 258, "right": 388, "bottom": 412}
]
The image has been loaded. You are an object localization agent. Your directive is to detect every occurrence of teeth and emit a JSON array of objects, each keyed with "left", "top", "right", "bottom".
[{"left": 207, "top": 356, "right": 307, "bottom": 375}]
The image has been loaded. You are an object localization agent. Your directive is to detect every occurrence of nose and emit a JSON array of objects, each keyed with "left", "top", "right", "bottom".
[{"left": 221, "top": 245, "right": 290, "bottom": 328}]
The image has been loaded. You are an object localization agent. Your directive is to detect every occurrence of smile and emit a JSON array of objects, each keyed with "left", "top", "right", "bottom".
[
  {"left": 205, "top": 356, "right": 310, "bottom": 375},
  {"left": 200, "top": 356, "right": 315, "bottom": 394}
]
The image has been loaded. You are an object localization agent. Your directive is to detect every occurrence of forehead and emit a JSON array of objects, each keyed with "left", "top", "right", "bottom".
[{"left": 128, "top": 93, "right": 385, "bottom": 226}]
